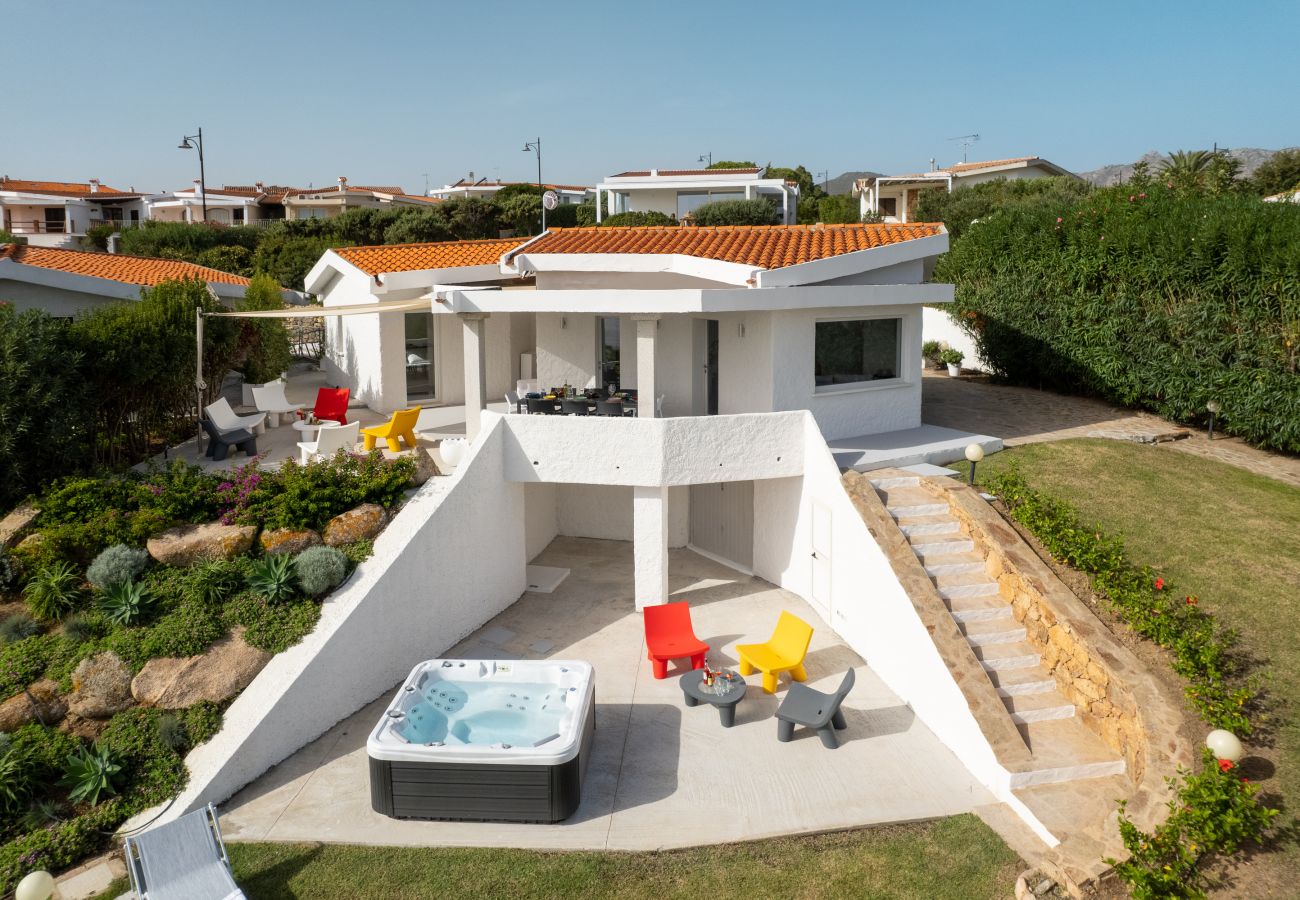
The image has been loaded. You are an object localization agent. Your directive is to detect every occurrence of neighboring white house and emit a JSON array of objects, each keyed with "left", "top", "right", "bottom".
[
  {"left": 281, "top": 178, "right": 442, "bottom": 220},
  {"left": 854, "top": 157, "right": 1076, "bottom": 223},
  {"left": 146, "top": 181, "right": 295, "bottom": 226},
  {"left": 430, "top": 178, "right": 590, "bottom": 205},
  {"left": 0, "top": 243, "right": 262, "bottom": 316},
  {"left": 593, "top": 168, "right": 799, "bottom": 225},
  {"left": 0, "top": 177, "right": 148, "bottom": 247}
]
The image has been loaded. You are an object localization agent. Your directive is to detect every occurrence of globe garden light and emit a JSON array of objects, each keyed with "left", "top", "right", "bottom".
[
  {"left": 1206, "top": 729, "right": 1245, "bottom": 763},
  {"left": 15, "top": 870, "right": 56, "bottom": 900},
  {"left": 1206, "top": 399, "right": 1222, "bottom": 441},
  {"left": 964, "top": 443, "right": 985, "bottom": 485}
]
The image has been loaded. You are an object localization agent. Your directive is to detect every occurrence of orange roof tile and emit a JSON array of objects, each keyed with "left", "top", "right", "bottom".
[
  {"left": 611, "top": 167, "right": 762, "bottom": 178},
  {"left": 0, "top": 244, "right": 250, "bottom": 286},
  {"left": 446, "top": 180, "right": 591, "bottom": 192},
  {"left": 332, "top": 238, "right": 522, "bottom": 276},
  {"left": 0, "top": 177, "right": 135, "bottom": 197},
  {"left": 943, "top": 156, "right": 1040, "bottom": 174},
  {"left": 510, "top": 224, "right": 943, "bottom": 270}
]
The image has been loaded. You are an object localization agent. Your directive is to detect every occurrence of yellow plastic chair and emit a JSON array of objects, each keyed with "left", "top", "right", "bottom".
[
  {"left": 736, "top": 610, "right": 814, "bottom": 694},
  {"left": 362, "top": 407, "right": 421, "bottom": 452}
]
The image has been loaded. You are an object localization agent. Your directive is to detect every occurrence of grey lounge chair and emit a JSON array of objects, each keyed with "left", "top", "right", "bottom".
[
  {"left": 202, "top": 418, "right": 257, "bottom": 461},
  {"left": 775, "top": 668, "right": 855, "bottom": 748},
  {"left": 124, "top": 803, "right": 245, "bottom": 900}
]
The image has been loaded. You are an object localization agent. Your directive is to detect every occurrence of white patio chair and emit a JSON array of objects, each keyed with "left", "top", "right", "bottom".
[
  {"left": 123, "top": 803, "right": 246, "bottom": 900},
  {"left": 516, "top": 379, "right": 541, "bottom": 396},
  {"left": 655, "top": 393, "right": 665, "bottom": 417},
  {"left": 298, "top": 421, "right": 360, "bottom": 465},
  {"left": 505, "top": 389, "right": 521, "bottom": 413},
  {"left": 205, "top": 397, "right": 266, "bottom": 436},
  {"left": 250, "top": 382, "right": 303, "bottom": 427}
]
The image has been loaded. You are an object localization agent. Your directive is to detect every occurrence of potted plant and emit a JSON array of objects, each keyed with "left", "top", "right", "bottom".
[
  {"left": 940, "top": 348, "right": 964, "bottom": 377},
  {"left": 922, "top": 340, "right": 943, "bottom": 370}
]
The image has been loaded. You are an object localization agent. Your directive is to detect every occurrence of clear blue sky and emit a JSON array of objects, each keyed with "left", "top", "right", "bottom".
[{"left": 5, "top": 0, "right": 1297, "bottom": 193}]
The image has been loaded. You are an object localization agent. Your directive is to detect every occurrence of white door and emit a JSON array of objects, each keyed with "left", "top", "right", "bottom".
[
  {"left": 810, "top": 502, "right": 832, "bottom": 619},
  {"left": 689, "top": 481, "right": 754, "bottom": 571}
]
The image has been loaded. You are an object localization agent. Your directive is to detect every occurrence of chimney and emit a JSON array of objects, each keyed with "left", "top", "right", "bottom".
[
  {"left": 255, "top": 180, "right": 264, "bottom": 191},
  {"left": 337, "top": 176, "right": 348, "bottom": 192},
  {"left": 89, "top": 178, "right": 100, "bottom": 193},
  {"left": 193, "top": 178, "right": 203, "bottom": 196},
  {"left": 650, "top": 169, "right": 658, "bottom": 176}
]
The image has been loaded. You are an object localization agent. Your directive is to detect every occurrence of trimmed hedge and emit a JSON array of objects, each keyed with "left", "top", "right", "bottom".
[{"left": 940, "top": 184, "right": 1300, "bottom": 452}]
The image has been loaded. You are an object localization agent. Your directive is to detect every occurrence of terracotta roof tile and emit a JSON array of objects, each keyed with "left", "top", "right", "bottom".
[
  {"left": 333, "top": 238, "right": 521, "bottom": 276},
  {"left": 511, "top": 224, "right": 943, "bottom": 270},
  {"left": 446, "top": 180, "right": 591, "bottom": 192},
  {"left": 0, "top": 244, "right": 250, "bottom": 286},
  {"left": 610, "top": 168, "right": 763, "bottom": 178},
  {"left": 0, "top": 177, "right": 135, "bottom": 198},
  {"left": 943, "top": 156, "right": 1040, "bottom": 174}
]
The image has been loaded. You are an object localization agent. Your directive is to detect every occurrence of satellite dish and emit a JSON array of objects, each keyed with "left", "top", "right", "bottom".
[{"left": 542, "top": 190, "right": 559, "bottom": 210}]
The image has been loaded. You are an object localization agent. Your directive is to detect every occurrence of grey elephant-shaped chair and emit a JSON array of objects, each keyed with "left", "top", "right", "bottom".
[{"left": 774, "top": 667, "right": 855, "bottom": 749}]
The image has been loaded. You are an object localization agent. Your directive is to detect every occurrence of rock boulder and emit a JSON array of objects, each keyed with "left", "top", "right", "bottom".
[
  {"left": 68, "top": 652, "right": 134, "bottom": 718},
  {"left": 0, "top": 505, "right": 38, "bottom": 549},
  {"left": 0, "top": 679, "right": 67, "bottom": 731},
  {"left": 147, "top": 522, "right": 257, "bottom": 567},
  {"left": 323, "top": 504, "right": 386, "bottom": 547},
  {"left": 260, "top": 528, "right": 321, "bottom": 556},
  {"left": 131, "top": 628, "right": 271, "bottom": 709}
]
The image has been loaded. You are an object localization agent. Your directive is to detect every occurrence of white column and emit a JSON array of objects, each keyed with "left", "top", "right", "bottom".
[
  {"left": 594, "top": 187, "right": 602, "bottom": 223},
  {"left": 633, "top": 485, "right": 669, "bottom": 610},
  {"left": 634, "top": 315, "right": 659, "bottom": 418},
  {"left": 460, "top": 312, "right": 489, "bottom": 439},
  {"left": 782, "top": 187, "right": 791, "bottom": 224}
]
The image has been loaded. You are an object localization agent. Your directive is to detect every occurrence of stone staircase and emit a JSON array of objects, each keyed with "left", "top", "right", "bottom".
[{"left": 870, "top": 472, "right": 1128, "bottom": 791}]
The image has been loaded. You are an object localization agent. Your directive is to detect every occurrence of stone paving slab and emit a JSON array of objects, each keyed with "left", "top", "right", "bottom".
[{"left": 220, "top": 539, "right": 992, "bottom": 851}]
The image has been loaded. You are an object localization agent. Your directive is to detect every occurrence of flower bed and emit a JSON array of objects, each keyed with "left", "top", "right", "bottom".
[{"left": 0, "top": 451, "right": 413, "bottom": 893}]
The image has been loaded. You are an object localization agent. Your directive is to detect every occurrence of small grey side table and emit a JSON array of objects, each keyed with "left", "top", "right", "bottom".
[{"left": 679, "top": 669, "right": 746, "bottom": 727}]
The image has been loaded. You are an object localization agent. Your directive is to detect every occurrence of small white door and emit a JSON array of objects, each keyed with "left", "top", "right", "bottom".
[
  {"left": 689, "top": 481, "right": 754, "bottom": 571},
  {"left": 810, "top": 502, "right": 832, "bottom": 619}
]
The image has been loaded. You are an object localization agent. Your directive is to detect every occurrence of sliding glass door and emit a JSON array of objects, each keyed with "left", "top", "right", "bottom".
[{"left": 405, "top": 313, "right": 435, "bottom": 402}]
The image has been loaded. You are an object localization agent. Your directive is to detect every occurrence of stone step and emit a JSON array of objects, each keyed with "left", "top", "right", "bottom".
[
  {"left": 933, "top": 569, "right": 999, "bottom": 590},
  {"left": 924, "top": 554, "right": 986, "bottom": 577},
  {"left": 868, "top": 474, "right": 919, "bottom": 489},
  {"left": 992, "top": 665, "right": 1058, "bottom": 697},
  {"left": 944, "top": 591, "right": 1007, "bottom": 614},
  {"left": 951, "top": 604, "right": 1015, "bottom": 625},
  {"left": 899, "top": 518, "right": 961, "bottom": 538},
  {"left": 1004, "top": 692, "right": 1076, "bottom": 724},
  {"left": 976, "top": 640, "right": 1042, "bottom": 671},
  {"left": 939, "top": 580, "right": 1001, "bottom": 601},
  {"left": 889, "top": 502, "right": 949, "bottom": 520},
  {"left": 1012, "top": 774, "right": 1132, "bottom": 833},
  {"left": 1009, "top": 717, "right": 1128, "bottom": 788},
  {"left": 911, "top": 537, "right": 975, "bottom": 559},
  {"left": 874, "top": 485, "right": 942, "bottom": 509},
  {"left": 962, "top": 620, "right": 1029, "bottom": 647}
]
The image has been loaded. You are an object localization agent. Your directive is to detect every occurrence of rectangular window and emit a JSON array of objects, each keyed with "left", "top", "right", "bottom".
[
  {"left": 599, "top": 317, "right": 620, "bottom": 389},
  {"left": 233, "top": 208, "right": 244, "bottom": 224},
  {"left": 814, "top": 318, "right": 901, "bottom": 389},
  {"left": 676, "top": 190, "right": 744, "bottom": 219},
  {"left": 877, "top": 197, "right": 897, "bottom": 218},
  {"left": 130, "top": 209, "right": 140, "bottom": 223},
  {"left": 43, "top": 207, "right": 66, "bottom": 232}
]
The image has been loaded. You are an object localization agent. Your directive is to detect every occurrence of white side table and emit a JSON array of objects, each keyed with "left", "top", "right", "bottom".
[{"left": 292, "top": 419, "right": 341, "bottom": 438}]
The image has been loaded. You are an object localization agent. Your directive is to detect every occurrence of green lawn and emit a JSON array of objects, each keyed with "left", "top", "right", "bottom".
[
  {"left": 98, "top": 816, "right": 1018, "bottom": 899},
  {"left": 977, "top": 438, "right": 1300, "bottom": 886}
]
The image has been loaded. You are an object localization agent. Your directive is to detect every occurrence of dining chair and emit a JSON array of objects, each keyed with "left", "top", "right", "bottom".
[
  {"left": 595, "top": 400, "right": 624, "bottom": 417},
  {"left": 527, "top": 397, "right": 559, "bottom": 415},
  {"left": 561, "top": 399, "right": 591, "bottom": 416}
]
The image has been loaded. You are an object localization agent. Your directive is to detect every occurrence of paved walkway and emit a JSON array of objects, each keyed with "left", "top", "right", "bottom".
[
  {"left": 221, "top": 539, "right": 991, "bottom": 851},
  {"left": 923, "top": 372, "right": 1300, "bottom": 489}
]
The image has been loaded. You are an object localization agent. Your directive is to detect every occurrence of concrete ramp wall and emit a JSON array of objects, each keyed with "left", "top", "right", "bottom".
[{"left": 144, "top": 417, "right": 526, "bottom": 825}]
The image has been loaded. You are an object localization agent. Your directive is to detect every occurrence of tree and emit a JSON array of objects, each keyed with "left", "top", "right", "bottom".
[
  {"left": 496, "top": 192, "right": 543, "bottom": 236},
  {"left": 598, "top": 211, "right": 677, "bottom": 227},
  {"left": 237, "top": 274, "right": 291, "bottom": 383},
  {"left": 1159, "top": 150, "right": 1216, "bottom": 192},
  {"left": 691, "top": 199, "right": 778, "bottom": 226},
  {"left": 195, "top": 245, "right": 253, "bottom": 276},
  {"left": 817, "top": 195, "right": 860, "bottom": 224},
  {"left": 252, "top": 233, "right": 349, "bottom": 290},
  {"left": 381, "top": 210, "right": 455, "bottom": 245},
  {"left": 0, "top": 230, "right": 26, "bottom": 246},
  {"left": 765, "top": 164, "right": 826, "bottom": 223},
  {"left": 911, "top": 176, "right": 1092, "bottom": 239},
  {"left": 1248, "top": 148, "right": 1300, "bottom": 197},
  {"left": 708, "top": 160, "right": 757, "bottom": 169}
]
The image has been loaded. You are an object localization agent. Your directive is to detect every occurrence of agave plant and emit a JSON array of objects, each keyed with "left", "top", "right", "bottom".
[
  {"left": 97, "top": 579, "right": 152, "bottom": 626},
  {"left": 60, "top": 744, "right": 121, "bottom": 806},
  {"left": 246, "top": 554, "right": 299, "bottom": 605}
]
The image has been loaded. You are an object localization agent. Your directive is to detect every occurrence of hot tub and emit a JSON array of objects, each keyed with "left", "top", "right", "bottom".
[{"left": 367, "top": 659, "right": 595, "bottom": 823}]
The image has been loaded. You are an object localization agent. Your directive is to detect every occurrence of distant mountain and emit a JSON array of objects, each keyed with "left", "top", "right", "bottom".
[
  {"left": 1077, "top": 148, "right": 1281, "bottom": 186},
  {"left": 824, "top": 171, "right": 880, "bottom": 196}
]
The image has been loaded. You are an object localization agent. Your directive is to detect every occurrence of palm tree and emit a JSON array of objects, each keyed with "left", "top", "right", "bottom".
[{"left": 1159, "top": 150, "right": 1216, "bottom": 190}]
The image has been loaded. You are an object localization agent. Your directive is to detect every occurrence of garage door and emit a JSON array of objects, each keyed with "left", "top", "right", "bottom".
[{"left": 689, "top": 481, "right": 754, "bottom": 571}]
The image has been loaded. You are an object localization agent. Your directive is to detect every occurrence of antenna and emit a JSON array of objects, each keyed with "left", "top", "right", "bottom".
[{"left": 947, "top": 133, "right": 981, "bottom": 163}]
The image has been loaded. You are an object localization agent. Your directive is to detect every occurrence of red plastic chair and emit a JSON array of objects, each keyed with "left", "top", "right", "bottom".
[
  {"left": 313, "top": 387, "right": 350, "bottom": 426},
  {"left": 643, "top": 601, "right": 709, "bottom": 679}
]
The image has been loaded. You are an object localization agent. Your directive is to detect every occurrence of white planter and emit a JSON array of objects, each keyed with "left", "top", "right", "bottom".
[
  {"left": 946, "top": 363, "right": 961, "bottom": 377},
  {"left": 439, "top": 438, "right": 467, "bottom": 468}
]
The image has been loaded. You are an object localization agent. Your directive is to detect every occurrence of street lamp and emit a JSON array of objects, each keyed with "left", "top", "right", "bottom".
[
  {"left": 522, "top": 138, "right": 544, "bottom": 231},
  {"left": 965, "top": 443, "right": 985, "bottom": 486},
  {"left": 178, "top": 128, "right": 208, "bottom": 223},
  {"left": 1206, "top": 399, "right": 1221, "bottom": 441},
  {"left": 698, "top": 152, "right": 712, "bottom": 167}
]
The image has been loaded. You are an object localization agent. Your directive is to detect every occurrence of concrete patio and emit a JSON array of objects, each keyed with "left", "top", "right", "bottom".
[{"left": 220, "top": 537, "right": 992, "bottom": 851}]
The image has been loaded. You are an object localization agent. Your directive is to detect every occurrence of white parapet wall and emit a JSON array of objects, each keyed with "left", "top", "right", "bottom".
[
  {"left": 922, "top": 306, "right": 987, "bottom": 372},
  {"left": 143, "top": 417, "right": 527, "bottom": 825}
]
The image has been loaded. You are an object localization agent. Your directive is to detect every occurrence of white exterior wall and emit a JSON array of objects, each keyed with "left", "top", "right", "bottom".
[
  {"left": 618, "top": 315, "right": 698, "bottom": 417},
  {"left": 922, "top": 306, "right": 986, "bottom": 372},
  {"left": 955, "top": 166, "right": 1053, "bottom": 187},
  {"left": 159, "top": 418, "right": 526, "bottom": 821},
  {"left": 0, "top": 279, "right": 125, "bottom": 316},
  {"left": 716, "top": 310, "right": 776, "bottom": 415},
  {"left": 535, "top": 312, "right": 598, "bottom": 389},
  {"left": 552, "top": 484, "right": 689, "bottom": 546},
  {"left": 524, "top": 482, "right": 558, "bottom": 560}
]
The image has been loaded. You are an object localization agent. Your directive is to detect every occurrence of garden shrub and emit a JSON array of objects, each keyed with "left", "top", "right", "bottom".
[
  {"left": 0, "top": 726, "right": 78, "bottom": 832},
  {"left": 237, "top": 273, "right": 292, "bottom": 384},
  {"left": 223, "top": 592, "right": 320, "bottom": 653},
  {"left": 0, "top": 551, "right": 19, "bottom": 594},
  {"left": 295, "top": 545, "right": 348, "bottom": 596},
  {"left": 156, "top": 714, "right": 187, "bottom": 752},
  {"left": 183, "top": 701, "right": 224, "bottom": 746},
  {"left": 338, "top": 539, "right": 374, "bottom": 567},
  {"left": 0, "top": 613, "right": 39, "bottom": 645},
  {"left": 246, "top": 554, "right": 298, "bottom": 605},
  {"left": 988, "top": 467, "right": 1251, "bottom": 733},
  {"left": 0, "top": 635, "right": 64, "bottom": 699},
  {"left": 134, "top": 460, "right": 224, "bottom": 524},
  {"left": 178, "top": 558, "right": 246, "bottom": 606},
  {"left": 134, "top": 599, "right": 224, "bottom": 663},
  {"left": 97, "top": 580, "right": 152, "bottom": 626},
  {"left": 599, "top": 211, "right": 677, "bottom": 227},
  {"left": 60, "top": 744, "right": 121, "bottom": 806},
  {"left": 24, "top": 562, "right": 84, "bottom": 623},
  {"left": 86, "top": 544, "right": 150, "bottom": 591},
  {"left": 60, "top": 612, "right": 107, "bottom": 645},
  {"left": 691, "top": 198, "right": 779, "bottom": 226},
  {"left": 248, "top": 451, "right": 414, "bottom": 532},
  {"left": 941, "top": 183, "right": 1300, "bottom": 452}
]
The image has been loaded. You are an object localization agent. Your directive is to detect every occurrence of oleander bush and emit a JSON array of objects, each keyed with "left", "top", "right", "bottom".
[
  {"left": 86, "top": 544, "right": 150, "bottom": 591},
  {"left": 939, "top": 183, "right": 1300, "bottom": 452}
]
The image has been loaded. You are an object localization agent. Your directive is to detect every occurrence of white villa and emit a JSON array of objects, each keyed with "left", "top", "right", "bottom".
[
  {"left": 146, "top": 181, "right": 293, "bottom": 226},
  {"left": 854, "top": 156, "right": 1076, "bottom": 223},
  {"left": 430, "top": 178, "right": 590, "bottom": 204},
  {"left": 593, "top": 167, "right": 799, "bottom": 224},
  {"left": 280, "top": 178, "right": 442, "bottom": 220},
  {"left": 0, "top": 177, "right": 147, "bottom": 247}
]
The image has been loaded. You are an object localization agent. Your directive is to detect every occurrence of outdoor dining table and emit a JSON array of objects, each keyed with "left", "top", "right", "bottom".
[{"left": 526, "top": 396, "right": 638, "bottom": 416}]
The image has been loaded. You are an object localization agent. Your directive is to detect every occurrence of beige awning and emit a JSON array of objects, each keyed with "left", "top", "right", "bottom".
[{"left": 206, "top": 298, "right": 430, "bottom": 318}]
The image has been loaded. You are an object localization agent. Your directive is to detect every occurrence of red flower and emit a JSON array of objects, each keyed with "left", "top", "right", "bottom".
[
  {"left": 1186, "top": 596, "right": 1197, "bottom": 606},
  {"left": 1056, "top": 216, "right": 1063, "bottom": 223},
  {"left": 1139, "top": 192, "right": 1147, "bottom": 198},
  {"left": 1129, "top": 195, "right": 1136, "bottom": 201},
  {"left": 1243, "top": 777, "right": 1250, "bottom": 784},
  {"left": 1218, "top": 759, "right": 1235, "bottom": 773},
  {"left": 1155, "top": 577, "right": 1165, "bottom": 591}
]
